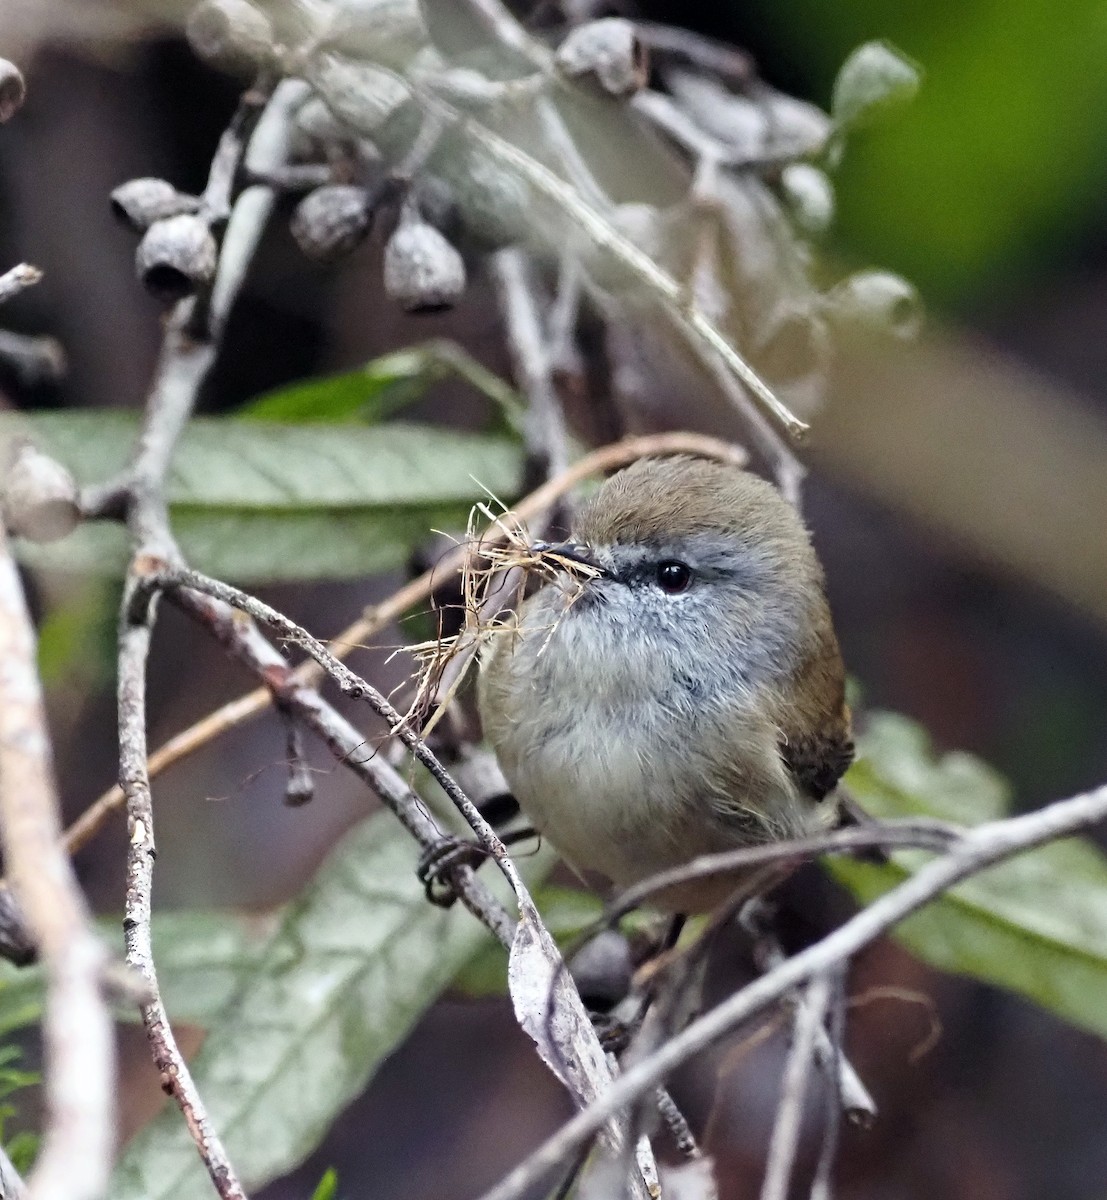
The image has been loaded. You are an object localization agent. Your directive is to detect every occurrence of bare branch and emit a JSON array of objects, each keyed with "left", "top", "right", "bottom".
[
  {"left": 759, "top": 973, "right": 831, "bottom": 1200},
  {"left": 604, "top": 819, "right": 962, "bottom": 923},
  {"left": 0, "top": 264, "right": 41, "bottom": 306},
  {"left": 117, "top": 609, "right": 246, "bottom": 1200},
  {"left": 0, "top": 331, "right": 66, "bottom": 386},
  {"left": 0, "top": 521, "right": 114, "bottom": 1200},
  {"left": 492, "top": 248, "right": 571, "bottom": 482}
]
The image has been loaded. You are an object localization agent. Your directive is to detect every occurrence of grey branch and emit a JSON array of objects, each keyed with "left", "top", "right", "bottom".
[
  {"left": 0, "top": 521, "right": 114, "bottom": 1200},
  {"left": 0, "top": 264, "right": 41, "bottom": 306},
  {"left": 759, "top": 973, "right": 832, "bottom": 1200},
  {"left": 492, "top": 248, "right": 571, "bottom": 481},
  {"left": 475, "top": 777, "right": 1107, "bottom": 1200}
]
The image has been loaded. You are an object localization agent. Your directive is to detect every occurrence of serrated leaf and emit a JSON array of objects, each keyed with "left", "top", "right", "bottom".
[
  {"left": 111, "top": 813, "right": 501, "bottom": 1200},
  {"left": 831, "top": 41, "right": 921, "bottom": 131},
  {"left": 1, "top": 413, "right": 523, "bottom": 583},
  {"left": 240, "top": 342, "right": 523, "bottom": 428},
  {"left": 833, "top": 711, "right": 1107, "bottom": 1041},
  {"left": 0, "top": 911, "right": 275, "bottom": 1035}
]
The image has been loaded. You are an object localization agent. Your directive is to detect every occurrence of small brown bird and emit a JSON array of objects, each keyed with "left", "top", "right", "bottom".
[{"left": 478, "top": 454, "right": 853, "bottom": 911}]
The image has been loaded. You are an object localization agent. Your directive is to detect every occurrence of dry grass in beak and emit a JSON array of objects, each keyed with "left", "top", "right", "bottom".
[{"left": 398, "top": 501, "right": 602, "bottom": 738}]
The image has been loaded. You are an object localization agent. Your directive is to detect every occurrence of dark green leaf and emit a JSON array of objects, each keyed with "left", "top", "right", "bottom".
[
  {"left": 833, "top": 712, "right": 1107, "bottom": 1041},
  {"left": 240, "top": 351, "right": 436, "bottom": 424},
  {"left": 240, "top": 342, "right": 523, "bottom": 428},
  {"left": 310, "top": 1168, "right": 339, "bottom": 1200},
  {"left": 111, "top": 813, "right": 502, "bottom": 1200},
  {"left": 36, "top": 580, "right": 120, "bottom": 691},
  {"left": 3, "top": 413, "right": 523, "bottom": 583}
]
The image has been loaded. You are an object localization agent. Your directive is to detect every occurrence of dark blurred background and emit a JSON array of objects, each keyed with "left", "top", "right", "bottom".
[{"left": 3, "top": 1, "right": 1107, "bottom": 1197}]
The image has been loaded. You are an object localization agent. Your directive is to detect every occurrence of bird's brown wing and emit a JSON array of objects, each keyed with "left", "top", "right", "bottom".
[
  {"left": 778, "top": 724, "right": 854, "bottom": 801},
  {"left": 772, "top": 607, "right": 854, "bottom": 803}
]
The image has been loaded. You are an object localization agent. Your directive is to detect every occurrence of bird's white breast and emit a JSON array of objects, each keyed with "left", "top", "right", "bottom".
[{"left": 478, "top": 584, "right": 818, "bottom": 893}]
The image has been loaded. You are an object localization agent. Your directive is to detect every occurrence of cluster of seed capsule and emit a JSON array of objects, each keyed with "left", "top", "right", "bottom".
[{"left": 106, "top": 0, "right": 653, "bottom": 318}]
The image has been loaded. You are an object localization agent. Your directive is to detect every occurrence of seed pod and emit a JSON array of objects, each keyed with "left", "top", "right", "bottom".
[
  {"left": 290, "top": 185, "right": 374, "bottom": 262},
  {"left": 186, "top": 0, "right": 274, "bottom": 73},
  {"left": 827, "top": 270, "right": 922, "bottom": 339},
  {"left": 555, "top": 18, "right": 648, "bottom": 98},
  {"left": 135, "top": 214, "right": 218, "bottom": 302},
  {"left": 383, "top": 210, "right": 466, "bottom": 313},
  {"left": 0, "top": 58, "right": 26, "bottom": 124},
  {"left": 780, "top": 163, "right": 835, "bottom": 237},
  {"left": 110, "top": 178, "right": 200, "bottom": 232},
  {"left": 1, "top": 441, "right": 80, "bottom": 543}
]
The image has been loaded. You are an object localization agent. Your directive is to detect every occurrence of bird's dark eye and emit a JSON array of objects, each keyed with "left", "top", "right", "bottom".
[{"left": 656, "top": 560, "right": 692, "bottom": 594}]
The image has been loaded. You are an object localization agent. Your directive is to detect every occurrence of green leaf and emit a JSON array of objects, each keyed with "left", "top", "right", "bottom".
[
  {"left": 36, "top": 579, "right": 120, "bottom": 691},
  {"left": 0, "top": 911, "right": 276, "bottom": 1036},
  {"left": 310, "top": 1168, "right": 339, "bottom": 1200},
  {"left": 111, "top": 812, "right": 503, "bottom": 1200},
  {"left": 833, "top": 711, "right": 1107, "bottom": 1041},
  {"left": 240, "top": 342, "right": 523, "bottom": 429},
  {"left": 831, "top": 41, "right": 922, "bottom": 131},
  {"left": 2, "top": 413, "right": 523, "bottom": 583}
]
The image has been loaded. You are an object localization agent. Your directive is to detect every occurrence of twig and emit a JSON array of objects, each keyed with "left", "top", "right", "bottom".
[
  {"left": 133, "top": 564, "right": 526, "bottom": 881},
  {"left": 473, "top": 778, "right": 1107, "bottom": 1200},
  {"left": 492, "top": 248, "right": 572, "bottom": 482},
  {"left": 54, "top": 432, "right": 749, "bottom": 861},
  {"left": 759, "top": 974, "right": 832, "bottom": 1200},
  {"left": 0, "top": 264, "right": 41, "bottom": 306},
  {"left": 118, "top": 609, "right": 246, "bottom": 1200},
  {"left": 745, "top": 900, "right": 875, "bottom": 1126},
  {"left": 809, "top": 972, "right": 847, "bottom": 1200},
  {"left": 604, "top": 820, "right": 962, "bottom": 923},
  {"left": 0, "top": 331, "right": 66, "bottom": 386},
  {"left": 0, "top": 521, "right": 114, "bottom": 1200},
  {"left": 632, "top": 21, "right": 755, "bottom": 87},
  {"left": 654, "top": 1087, "right": 701, "bottom": 1160}
]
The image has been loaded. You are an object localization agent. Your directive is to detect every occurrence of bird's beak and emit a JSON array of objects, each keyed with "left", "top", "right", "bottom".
[{"left": 528, "top": 540, "right": 606, "bottom": 576}]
